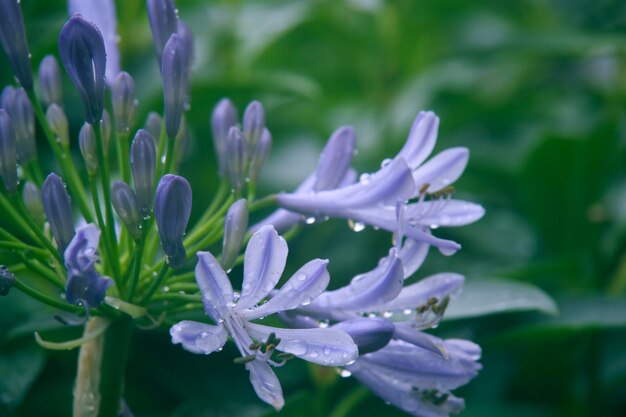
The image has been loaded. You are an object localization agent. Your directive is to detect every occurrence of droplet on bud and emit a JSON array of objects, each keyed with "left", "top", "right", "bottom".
[{"left": 221, "top": 199, "right": 248, "bottom": 271}]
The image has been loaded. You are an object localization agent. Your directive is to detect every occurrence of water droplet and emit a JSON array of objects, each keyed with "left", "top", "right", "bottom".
[
  {"left": 382, "top": 311, "right": 393, "bottom": 318},
  {"left": 305, "top": 216, "right": 316, "bottom": 225},
  {"left": 226, "top": 301, "right": 235, "bottom": 308},
  {"left": 430, "top": 224, "right": 439, "bottom": 229},
  {"left": 380, "top": 158, "right": 392, "bottom": 168},
  {"left": 162, "top": 286, "right": 170, "bottom": 293},
  {"left": 283, "top": 340, "right": 307, "bottom": 355},
  {"left": 323, "top": 346, "right": 332, "bottom": 356},
  {"left": 359, "top": 173, "right": 371, "bottom": 185},
  {"left": 319, "top": 320, "right": 329, "bottom": 328},
  {"left": 348, "top": 220, "right": 365, "bottom": 232},
  {"left": 403, "top": 309, "right": 412, "bottom": 315},
  {"left": 310, "top": 351, "right": 319, "bottom": 358},
  {"left": 233, "top": 291, "right": 240, "bottom": 301},
  {"left": 301, "top": 297, "right": 312, "bottom": 306},
  {"left": 296, "top": 273, "right": 307, "bottom": 281},
  {"left": 340, "top": 369, "right": 352, "bottom": 378}
]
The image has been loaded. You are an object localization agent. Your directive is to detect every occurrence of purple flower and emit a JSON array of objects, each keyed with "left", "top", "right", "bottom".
[
  {"left": 58, "top": 15, "right": 107, "bottom": 124},
  {"left": 170, "top": 225, "right": 358, "bottom": 410},
  {"left": 0, "top": 0, "right": 33, "bottom": 89},
  {"left": 64, "top": 224, "right": 113, "bottom": 307},
  {"left": 272, "top": 112, "right": 484, "bottom": 255},
  {"left": 68, "top": 0, "right": 119, "bottom": 84},
  {"left": 162, "top": 33, "right": 188, "bottom": 138}
]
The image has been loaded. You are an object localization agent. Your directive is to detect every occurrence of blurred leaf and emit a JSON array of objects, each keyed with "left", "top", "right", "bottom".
[
  {"left": 445, "top": 279, "right": 558, "bottom": 320},
  {"left": 0, "top": 343, "right": 46, "bottom": 409}
]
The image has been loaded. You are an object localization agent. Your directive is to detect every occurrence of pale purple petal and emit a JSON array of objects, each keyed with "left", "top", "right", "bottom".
[
  {"left": 313, "top": 126, "right": 356, "bottom": 191},
  {"left": 333, "top": 318, "right": 394, "bottom": 355},
  {"left": 246, "top": 358, "right": 284, "bottom": 411},
  {"left": 396, "top": 111, "right": 438, "bottom": 169},
  {"left": 412, "top": 147, "right": 468, "bottom": 193},
  {"left": 405, "top": 199, "right": 485, "bottom": 228},
  {"left": 236, "top": 225, "right": 288, "bottom": 311},
  {"left": 376, "top": 273, "right": 464, "bottom": 312},
  {"left": 243, "top": 259, "right": 329, "bottom": 320},
  {"left": 195, "top": 251, "right": 234, "bottom": 322},
  {"left": 246, "top": 322, "right": 358, "bottom": 366},
  {"left": 305, "top": 252, "right": 403, "bottom": 312},
  {"left": 64, "top": 223, "right": 99, "bottom": 271},
  {"left": 393, "top": 325, "right": 449, "bottom": 358},
  {"left": 399, "top": 239, "right": 429, "bottom": 279},
  {"left": 170, "top": 320, "right": 228, "bottom": 354},
  {"left": 276, "top": 158, "right": 415, "bottom": 213},
  {"left": 68, "top": 0, "right": 119, "bottom": 84}
]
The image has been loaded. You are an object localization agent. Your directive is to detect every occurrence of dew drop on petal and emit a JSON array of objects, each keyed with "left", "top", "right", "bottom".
[
  {"left": 340, "top": 369, "right": 352, "bottom": 378},
  {"left": 348, "top": 220, "right": 365, "bottom": 232},
  {"left": 282, "top": 339, "right": 308, "bottom": 355}
]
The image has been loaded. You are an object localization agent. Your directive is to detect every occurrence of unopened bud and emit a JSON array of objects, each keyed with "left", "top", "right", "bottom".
[
  {"left": 243, "top": 101, "right": 265, "bottom": 150},
  {"left": 154, "top": 174, "right": 191, "bottom": 269},
  {"left": 79, "top": 123, "right": 98, "bottom": 175},
  {"left": 46, "top": 104, "right": 69, "bottom": 149},
  {"left": 38, "top": 55, "right": 63, "bottom": 108},
  {"left": 131, "top": 129, "right": 157, "bottom": 217},
  {"left": 41, "top": 173, "right": 75, "bottom": 253},
  {"left": 0, "top": 86, "right": 36, "bottom": 163},
  {"left": 225, "top": 126, "right": 246, "bottom": 192},
  {"left": 221, "top": 199, "right": 248, "bottom": 271},
  {"left": 0, "top": 0, "right": 33, "bottom": 89},
  {"left": 23, "top": 181, "right": 45, "bottom": 225},
  {"left": 211, "top": 98, "right": 237, "bottom": 175},
  {"left": 111, "top": 181, "right": 142, "bottom": 240},
  {"left": 0, "top": 109, "right": 18, "bottom": 193},
  {"left": 146, "top": 0, "right": 178, "bottom": 63},
  {"left": 112, "top": 71, "right": 137, "bottom": 134},
  {"left": 144, "top": 111, "right": 163, "bottom": 141},
  {"left": 248, "top": 128, "right": 271, "bottom": 183},
  {"left": 162, "top": 33, "right": 188, "bottom": 139}
]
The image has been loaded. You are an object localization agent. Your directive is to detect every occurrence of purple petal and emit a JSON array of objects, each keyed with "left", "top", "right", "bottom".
[
  {"left": 170, "top": 320, "right": 228, "bottom": 354},
  {"left": 333, "top": 318, "right": 394, "bottom": 355},
  {"left": 412, "top": 147, "right": 468, "bottom": 193},
  {"left": 243, "top": 259, "right": 329, "bottom": 320},
  {"left": 398, "top": 239, "right": 429, "bottom": 279},
  {"left": 313, "top": 126, "right": 356, "bottom": 191},
  {"left": 236, "top": 226, "right": 288, "bottom": 311},
  {"left": 306, "top": 252, "right": 403, "bottom": 312},
  {"left": 64, "top": 223, "right": 99, "bottom": 271},
  {"left": 276, "top": 158, "right": 415, "bottom": 214},
  {"left": 195, "top": 251, "right": 234, "bottom": 322},
  {"left": 68, "top": 0, "right": 119, "bottom": 84},
  {"left": 396, "top": 111, "right": 438, "bottom": 169},
  {"left": 393, "top": 325, "right": 449, "bottom": 358},
  {"left": 405, "top": 199, "right": 485, "bottom": 228},
  {"left": 246, "top": 322, "right": 358, "bottom": 366},
  {"left": 246, "top": 358, "right": 284, "bottom": 411},
  {"left": 376, "top": 273, "right": 464, "bottom": 312}
]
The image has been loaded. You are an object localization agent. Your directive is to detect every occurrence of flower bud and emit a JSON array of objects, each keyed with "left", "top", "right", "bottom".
[
  {"left": 112, "top": 71, "right": 137, "bottom": 134},
  {"left": 131, "top": 129, "right": 157, "bottom": 217},
  {"left": 111, "top": 181, "right": 141, "bottom": 240},
  {"left": 175, "top": 115, "right": 188, "bottom": 165},
  {"left": 154, "top": 174, "right": 192, "bottom": 269},
  {"left": 0, "top": 0, "right": 33, "bottom": 89},
  {"left": 0, "top": 109, "right": 18, "bottom": 193},
  {"left": 144, "top": 111, "right": 163, "bottom": 141},
  {"left": 23, "top": 181, "right": 45, "bottom": 226},
  {"left": 46, "top": 103, "right": 69, "bottom": 149},
  {"left": 177, "top": 20, "right": 194, "bottom": 79},
  {"left": 58, "top": 15, "right": 106, "bottom": 124},
  {"left": 333, "top": 318, "right": 394, "bottom": 355},
  {"left": 146, "top": 0, "right": 178, "bottom": 63},
  {"left": 79, "top": 123, "right": 98, "bottom": 175},
  {"left": 243, "top": 100, "right": 265, "bottom": 150},
  {"left": 221, "top": 199, "right": 248, "bottom": 271},
  {"left": 162, "top": 33, "right": 188, "bottom": 139},
  {"left": 0, "top": 265, "right": 15, "bottom": 296},
  {"left": 41, "top": 173, "right": 75, "bottom": 253},
  {"left": 101, "top": 109, "right": 112, "bottom": 155},
  {"left": 211, "top": 98, "right": 237, "bottom": 175},
  {"left": 248, "top": 128, "right": 271, "bottom": 183},
  {"left": 0, "top": 86, "right": 36, "bottom": 163},
  {"left": 38, "top": 55, "right": 63, "bottom": 108},
  {"left": 225, "top": 126, "right": 247, "bottom": 192}
]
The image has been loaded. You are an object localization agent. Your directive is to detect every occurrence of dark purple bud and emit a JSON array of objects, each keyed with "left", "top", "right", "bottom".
[
  {"left": 225, "top": 126, "right": 246, "bottom": 192},
  {"left": 248, "top": 128, "right": 271, "bottom": 183},
  {"left": 41, "top": 173, "right": 75, "bottom": 253},
  {"left": 38, "top": 55, "right": 63, "bottom": 108},
  {"left": 0, "top": 0, "right": 33, "bottom": 89},
  {"left": 314, "top": 126, "right": 356, "bottom": 192},
  {"left": 162, "top": 33, "right": 188, "bottom": 139},
  {"left": 23, "top": 181, "right": 45, "bottom": 225},
  {"left": 58, "top": 15, "right": 106, "bottom": 124},
  {"left": 0, "top": 265, "right": 15, "bottom": 296},
  {"left": 131, "top": 129, "right": 157, "bottom": 217},
  {"left": 112, "top": 71, "right": 137, "bottom": 134},
  {"left": 243, "top": 101, "right": 265, "bottom": 150},
  {"left": 101, "top": 109, "right": 112, "bottom": 155},
  {"left": 0, "top": 109, "right": 18, "bottom": 193},
  {"left": 221, "top": 199, "right": 248, "bottom": 271},
  {"left": 79, "top": 123, "right": 98, "bottom": 175},
  {"left": 211, "top": 98, "right": 237, "bottom": 175},
  {"left": 0, "top": 86, "right": 35, "bottom": 162},
  {"left": 177, "top": 20, "right": 194, "bottom": 78},
  {"left": 146, "top": 0, "right": 178, "bottom": 63},
  {"left": 111, "top": 181, "right": 141, "bottom": 240},
  {"left": 46, "top": 103, "right": 69, "bottom": 149},
  {"left": 154, "top": 174, "right": 191, "bottom": 269},
  {"left": 144, "top": 111, "right": 162, "bottom": 141},
  {"left": 334, "top": 318, "right": 394, "bottom": 355}
]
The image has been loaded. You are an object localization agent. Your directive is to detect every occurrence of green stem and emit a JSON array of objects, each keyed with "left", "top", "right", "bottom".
[
  {"left": 14, "top": 278, "right": 80, "bottom": 313},
  {"left": 26, "top": 89, "right": 94, "bottom": 223},
  {"left": 0, "top": 192, "right": 40, "bottom": 243},
  {"left": 141, "top": 263, "right": 169, "bottom": 304},
  {"left": 118, "top": 132, "right": 131, "bottom": 184},
  {"left": 128, "top": 227, "right": 147, "bottom": 302},
  {"left": 89, "top": 178, "right": 115, "bottom": 279},
  {"left": 327, "top": 386, "right": 370, "bottom": 417},
  {"left": 10, "top": 193, "right": 61, "bottom": 261},
  {"left": 163, "top": 136, "right": 177, "bottom": 175}
]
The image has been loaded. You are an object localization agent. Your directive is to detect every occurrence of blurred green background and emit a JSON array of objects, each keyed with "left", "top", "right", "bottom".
[{"left": 2, "top": 0, "right": 626, "bottom": 416}]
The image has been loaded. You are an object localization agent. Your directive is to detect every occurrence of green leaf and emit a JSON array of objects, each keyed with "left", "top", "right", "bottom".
[
  {"left": 444, "top": 279, "right": 558, "bottom": 320},
  {"left": 0, "top": 343, "right": 46, "bottom": 408}
]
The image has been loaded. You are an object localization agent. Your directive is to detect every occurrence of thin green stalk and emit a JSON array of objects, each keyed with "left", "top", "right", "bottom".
[
  {"left": 93, "top": 122, "right": 121, "bottom": 280},
  {"left": 117, "top": 131, "right": 131, "bottom": 183},
  {"left": 140, "top": 263, "right": 169, "bottom": 304},
  {"left": 248, "top": 194, "right": 277, "bottom": 212},
  {"left": 128, "top": 221, "right": 149, "bottom": 302},
  {"left": 89, "top": 179, "right": 115, "bottom": 278},
  {"left": 14, "top": 278, "right": 81, "bottom": 313},
  {"left": 327, "top": 386, "right": 370, "bottom": 417},
  {"left": 0, "top": 241, "right": 47, "bottom": 256},
  {"left": 10, "top": 193, "right": 61, "bottom": 261},
  {"left": 163, "top": 136, "right": 177, "bottom": 175},
  {"left": 150, "top": 292, "right": 201, "bottom": 303},
  {"left": 26, "top": 89, "right": 94, "bottom": 223},
  {"left": 0, "top": 192, "right": 40, "bottom": 243}
]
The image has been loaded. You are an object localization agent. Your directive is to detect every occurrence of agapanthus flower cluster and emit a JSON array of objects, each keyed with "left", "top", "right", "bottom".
[{"left": 0, "top": 0, "right": 484, "bottom": 416}]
